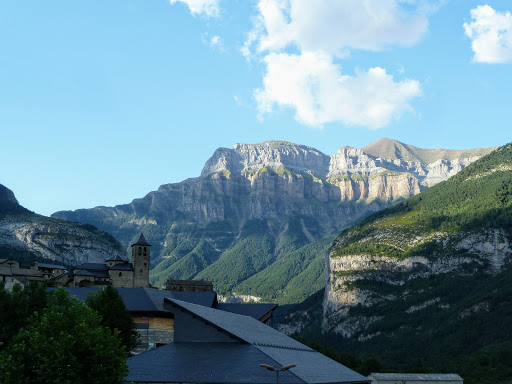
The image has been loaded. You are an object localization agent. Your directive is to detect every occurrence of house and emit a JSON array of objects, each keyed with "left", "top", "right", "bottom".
[
  {"left": 0, "top": 258, "right": 44, "bottom": 290},
  {"left": 57, "top": 286, "right": 278, "bottom": 353},
  {"left": 126, "top": 298, "right": 370, "bottom": 384},
  {"left": 54, "top": 233, "right": 152, "bottom": 288},
  {"left": 37, "top": 262, "right": 66, "bottom": 280},
  {"left": 368, "top": 373, "right": 463, "bottom": 384}
]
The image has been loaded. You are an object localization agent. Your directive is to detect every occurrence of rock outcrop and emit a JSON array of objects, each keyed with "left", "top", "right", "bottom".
[{"left": 0, "top": 184, "right": 126, "bottom": 266}]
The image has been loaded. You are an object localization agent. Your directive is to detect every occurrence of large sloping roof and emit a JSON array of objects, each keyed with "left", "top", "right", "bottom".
[
  {"left": 215, "top": 303, "right": 278, "bottom": 321},
  {"left": 128, "top": 298, "right": 369, "bottom": 384},
  {"left": 127, "top": 343, "right": 306, "bottom": 384},
  {"left": 53, "top": 287, "right": 218, "bottom": 312},
  {"left": 369, "top": 374, "right": 463, "bottom": 382},
  {"left": 166, "top": 298, "right": 309, "bottom": 350}
]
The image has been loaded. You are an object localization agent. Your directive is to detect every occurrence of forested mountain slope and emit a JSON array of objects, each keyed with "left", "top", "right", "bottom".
[{"left": 284, "top": 142, "right": 512, "bottom": 384}]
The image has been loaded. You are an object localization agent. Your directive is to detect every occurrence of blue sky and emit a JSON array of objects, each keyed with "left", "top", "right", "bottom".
[{"left": 1, "top": 0, "right": 511, "bottom": 216}]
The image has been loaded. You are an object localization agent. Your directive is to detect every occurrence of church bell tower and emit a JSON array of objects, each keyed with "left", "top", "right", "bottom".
[{"left": 131, "top": 233, "right": 151, "bottom": 288}]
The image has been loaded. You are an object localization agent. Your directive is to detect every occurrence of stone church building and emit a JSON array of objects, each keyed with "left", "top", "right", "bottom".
[{"left": 54, "top": 233, "right": 152, "bottom": 288}]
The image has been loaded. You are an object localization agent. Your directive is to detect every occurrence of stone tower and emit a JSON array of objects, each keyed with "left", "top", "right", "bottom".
[{"left": 131, "top": 233, "right": 151, "bottom": 288}]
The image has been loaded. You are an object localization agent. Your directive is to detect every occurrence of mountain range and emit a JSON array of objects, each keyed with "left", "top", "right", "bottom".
[{"left": 51, "top": 138, "right": 495, "bottom": 303}]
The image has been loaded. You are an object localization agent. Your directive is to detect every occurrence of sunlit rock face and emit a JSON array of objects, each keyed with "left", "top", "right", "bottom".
[{"left": 51, "top": 139, "right": 495, "bottom": 296}]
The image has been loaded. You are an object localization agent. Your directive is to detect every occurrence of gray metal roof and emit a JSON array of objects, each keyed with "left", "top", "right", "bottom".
[
  {"left": 215, "top": 303, "right": 278, "bottom": 320},
  {"left": 369, "top": 374, "right": 463, "bottom": 381},
  {"left": 128, "top": 300, "right": 370, "bottom": 384},
  {"left": 165, "top": 298, "right": 313, "bottom": 351},
  {"left": 127, "top": 343, "right": 306, "bottom": 384}
]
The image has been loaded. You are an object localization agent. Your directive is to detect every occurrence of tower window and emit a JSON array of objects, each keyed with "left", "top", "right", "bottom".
[
  {"left": 144, "top": 262, "right": 147, "bottom": 267},
  {"left": 138, "top": 247, "right": 142, "bottom": 255},
  {"left": 119, "top": 272, "right": 122, "bottom": 276}
]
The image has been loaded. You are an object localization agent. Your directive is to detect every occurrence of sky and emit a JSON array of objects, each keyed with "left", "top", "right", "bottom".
[{"left": 1, "top": 0, "right": 511, "bottom": 216}]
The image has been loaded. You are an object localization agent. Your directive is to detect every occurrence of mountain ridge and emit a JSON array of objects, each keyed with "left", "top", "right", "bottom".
[{"left": 51, "top": 139, "right": 496, "bottom": 302}]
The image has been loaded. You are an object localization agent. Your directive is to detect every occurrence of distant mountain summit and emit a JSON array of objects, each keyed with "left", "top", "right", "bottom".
[
  {"left": 0, "top": 183, "right": 125, "bottom": 266},
  {"left": 52, "top": 139, "right": 497, "bottom": 303},
  {"left": 363, "top": 137, "right": 494, "bottom": 163}
]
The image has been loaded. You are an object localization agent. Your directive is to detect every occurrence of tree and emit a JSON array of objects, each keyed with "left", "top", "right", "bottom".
[
  {"left": 0, "top": 281, "right": 49, "bottom": 347},
  {"left": 0, "top": 288, "right": 128, "bottom": 384},
  {"left": 86, "top": 285, "right": 140, "bottom": 353}
]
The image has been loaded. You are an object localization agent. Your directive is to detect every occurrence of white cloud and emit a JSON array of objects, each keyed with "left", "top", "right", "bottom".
[
  {"left": 169, "top": 0, "right": 220, "bottom": 17},
  {"left": 464, "top": 5, "right": 512, "bottom": 64},
  {"left": 202, "top": 33, "right": 224, "bottom": 50},
  {"left": 255, "top": 51, "right": 421, "bottom": 128},
  {"left": 248, "top": 0, "right": 432, "bottom": 58}
]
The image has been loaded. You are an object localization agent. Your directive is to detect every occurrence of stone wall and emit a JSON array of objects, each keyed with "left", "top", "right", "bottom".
[{"left": 110, "top": 270, "right": 135, "bottom": 287}]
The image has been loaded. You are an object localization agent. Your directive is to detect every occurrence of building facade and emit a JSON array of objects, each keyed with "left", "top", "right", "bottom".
[{"left": 55, "top": 233, "right": 152, "bottom": 288}]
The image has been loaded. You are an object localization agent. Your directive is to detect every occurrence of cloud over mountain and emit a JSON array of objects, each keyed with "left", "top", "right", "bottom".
[
  {"left": 255, "top": 52, "right": 421, "bottom": 128},
  {"left": 248, "top": 0, "right": 430, "bottom": 128}
]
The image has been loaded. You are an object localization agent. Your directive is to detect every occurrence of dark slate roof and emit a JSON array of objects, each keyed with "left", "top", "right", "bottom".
[
  {"left": 128, "top": 300, "right": 369, "bottom": 384},
  {"left": 215, "top": 303, "right": 278, "bottom": 320},
  {"left": 369, "top": 374, "right": 463, "bottom": 381},
  {"left": 110, "top": 263, "right": 134, "bottom": 271},
  {"left": 165, "top": 298, "right": 312, "bottom": 351},
  {"left": 127, "top": 343, "right": 305, "bottom": 384},
  {"left": 37, "top": 263, "right": 66, "bottom": 269},
  {"left": 105, "top": 255, "right": 127, "bottom": 262},
  {"left": 50, "top": 287, "right": 218, "bottom": 313},
  {"left": 74, "top": 270, "right": 97, "bottom": 277},
  {"left": 74, "top": 263, "right": 109, "bottom": 271},
  {"left": 145, "top": 289, "right": 217, "bottom": 311},
  {"left": 131, "top": 233, "right": 151, "bottom": 247}
]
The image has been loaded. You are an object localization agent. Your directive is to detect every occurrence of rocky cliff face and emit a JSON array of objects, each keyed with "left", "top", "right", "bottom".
[
  {"left": 0, "top": 184, "right": 126, "bottom": 266},
  {"left": 51, "top": 139, "right": 495, "bottom": 302},
  {"left": 321, "top": 143, "right": 511, "bottom": 338},
  {"left": 323, "top": 228, "right": 511, "bottom": 337}
]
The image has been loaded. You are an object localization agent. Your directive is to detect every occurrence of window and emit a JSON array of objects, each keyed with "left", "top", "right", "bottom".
[
  {"left": 144, "top": 262, "right": 147, "bottom": 267},
  {"left": 119, "top": 272, "right": 122, "bottom": 276}
]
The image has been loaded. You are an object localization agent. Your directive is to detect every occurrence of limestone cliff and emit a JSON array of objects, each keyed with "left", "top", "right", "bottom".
[
  {"left": 311, "top": 143, "right": 512, "bottom": 351},
  {"left": 51, "top": 139, "right": 495, "bottom": 302}
]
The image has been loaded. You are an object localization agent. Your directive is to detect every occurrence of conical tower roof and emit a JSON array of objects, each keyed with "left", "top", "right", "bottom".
[{"left": 131, "top": 233, "right": 151, "bottom": 247}]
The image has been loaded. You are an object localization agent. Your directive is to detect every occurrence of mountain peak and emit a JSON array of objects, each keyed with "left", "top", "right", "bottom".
[{"left": 363, "top": 138, "right": 497, "bottom": 163}]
